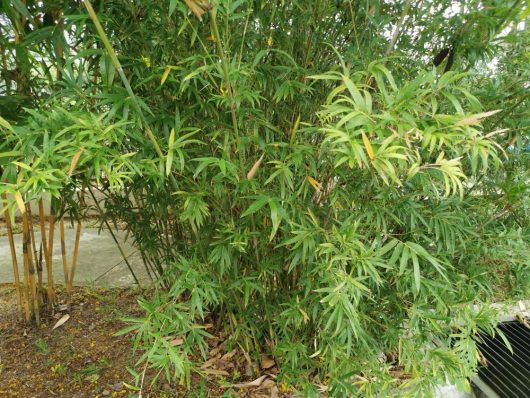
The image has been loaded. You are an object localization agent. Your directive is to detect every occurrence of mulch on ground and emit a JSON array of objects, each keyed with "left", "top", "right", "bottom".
[{"left": 0, "top": 286, "right": 289, "bottom": 398}]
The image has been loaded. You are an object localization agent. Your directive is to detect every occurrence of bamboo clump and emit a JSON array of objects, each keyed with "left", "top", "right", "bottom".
[{"left": 1, "top": 194, "right": 84, "bottom": 324}]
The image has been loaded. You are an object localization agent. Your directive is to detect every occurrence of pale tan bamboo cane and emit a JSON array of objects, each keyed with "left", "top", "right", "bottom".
[
  {"left": 48, "top": 205, "right": 56, "bottom": 302},
  {"left": 1, "top": 194, "right": 22, "bottom": 312},
  {"left": 26, "top": 206, "right": 43, "bottom": 297},
  {"left": 22, "top": 206, "right": 39, "bottom": 324},
  {"left": 59, "top": 218, "right": 69, "bottom": 291},
  {"left": 68, "top": 220, "right": 82, "bottom": 296},
  {"left": 21, "top": 222, "right": 31, "bottom": 322},
  {"left": 68, "top": 186, "right": 85, "bottom": 298},
  {"left": 38, "top": 199, "right": 53, "bottom": 305}
]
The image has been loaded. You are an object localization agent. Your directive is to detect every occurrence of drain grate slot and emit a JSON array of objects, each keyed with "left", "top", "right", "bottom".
[{"left": 474, "top": 320, "right": 530, "bottom": 398}]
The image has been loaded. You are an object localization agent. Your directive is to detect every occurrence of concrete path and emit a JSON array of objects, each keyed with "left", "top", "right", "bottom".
[{"left": 0, "top": 226, "right": 149, "bottom": 287}]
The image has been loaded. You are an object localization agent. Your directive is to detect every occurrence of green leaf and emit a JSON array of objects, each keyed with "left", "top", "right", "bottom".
[
  {"left": 241, "top": 195, "right": 269, "bottom": 217},
  {"left": 169, "top": 0, "right": 178, "bottom": 16},
  {"left": 269, "top": 199, "right": 282, "bottom": 241}
]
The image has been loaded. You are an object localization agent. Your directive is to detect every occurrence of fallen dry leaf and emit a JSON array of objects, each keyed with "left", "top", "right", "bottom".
[
  {"left": 201, "top": 355, "right": 221, "bottom": 369},
  {"left": 260, "top": 354, "right": 275, "bottom": 370},
  {"left": 221, "top": 348, "right": 237, "bottom": 362},
  {"left": 169, "top": 337, "right": 183, "bottom": 346},
  {"left": 232, "top": 375, "right": 268, "bottom": 389},
  {"left": 202, "top": 368, "right": 229, "bottom": 376},
  {"left": 52, "top": 314, "right": 70, "bottom": 330}
]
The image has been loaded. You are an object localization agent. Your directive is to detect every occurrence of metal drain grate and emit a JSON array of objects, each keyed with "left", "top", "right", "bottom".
[{"left": 473, "top": 320, "right": 530, "bottom": 398}]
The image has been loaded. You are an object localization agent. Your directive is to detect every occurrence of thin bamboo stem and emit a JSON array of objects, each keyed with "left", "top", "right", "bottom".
[
  {"left": 38, "top": 199, "right": 54, "bottom": 305},
  {"left": 87, "top": 184, "right": 140, "bottom": 286},
  {"left": 48, "top": 206, "right": 56, "bottom": 302},
  {"left": 59, "top": 218, "right": 69, "bottom": 292},
  {"left": 26, "top": 206, "right": 42, "bottom": 295},
  {"left": 67, "top": 219, "right": 82, "bottom": 295},
  {"left": 21, "top": 221, "right": 31, "bottom": 322},
  {"left": 22, "top": 206, "right": 39, "bottom": 325},
  {"left": 67, "top": 185, "right": 86, "bottom": 292},
  {"left": 385, "top": 0, "right": 412, "bottom": 56},
  {"left": 1, "top": 194, "right": 22, "bottom": 312}
]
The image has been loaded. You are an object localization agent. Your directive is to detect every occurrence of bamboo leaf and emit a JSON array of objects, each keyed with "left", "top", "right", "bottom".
[
  {"left": 361, "top": 132, "right": 375, "bottom": 161},
  {"left": 184, "top": 0, "right": 210, "bottom": 21},
  {"left": 52, "top": 314, "right": 70, "bottom": 330},
  {"left": 246, "top": 153, "right": 264, "bottom": 180},
  {"left": 289, "top": 114, "right": 301, "bottom": 145},
  {"left": 161, "top": 66, "right": 172, "bottom": 85},
  {"left": 306, "top": 176, "right": 322, "bottom": 192},
  {"left": 0, "top": 116, "right": 13, "bottom": 132},
  {"left": 68, "top": 147, "right": 85, "bottom": 177},
  {"left": 456, "top": 109, "right": 501, "bottom": 126},
  {"left": 14, "top": 191, "right": 26, "bottom": 215}
]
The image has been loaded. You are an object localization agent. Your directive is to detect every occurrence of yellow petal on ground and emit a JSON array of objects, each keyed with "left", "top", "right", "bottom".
[{"left": 361, "top": 131, "right": 375, "bottom": 160}]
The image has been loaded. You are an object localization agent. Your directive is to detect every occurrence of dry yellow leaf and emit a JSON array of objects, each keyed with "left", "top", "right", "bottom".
[
  {"left": 68, "top": 147, "right": 84, "bottom": 177},
  {"left": 306, "top": 176, "right": 322, "bottom": 192},
  {"left": 160, "top": 66, "right": 171, "bottom": 86},
  {"left": 184, "top": 0, "right": 211, "bottom": 20},
  {"left": 456, "top": 109, "right": 501, "bottom": 126},
  {"left": 246, "top": 153, "right": 265, "bottom": 180},
  {"left": 14, "top": 191, "right": 26, "bottom": 215},
  {"left": 202, "top": 369, "right": 230, "bottom": 376},
  {"left": 361, "top": 131, "right": 375, "bottom": 160},
  {"left": 260, "top": 354, "right": 275, "bottom": 369}
]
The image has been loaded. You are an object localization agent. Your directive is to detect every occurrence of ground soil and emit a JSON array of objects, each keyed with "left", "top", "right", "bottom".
[
  {"left": 0, "top": 285, "right": 145, "bottom": 398},
  {"left": 0, "top": 286, "right": 285, "bottom": 398}
]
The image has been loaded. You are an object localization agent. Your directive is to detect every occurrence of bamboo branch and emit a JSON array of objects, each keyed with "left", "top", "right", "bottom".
[
  {"left": 385, "top": 0, "right": 413, "bottom": 56},
  {"left": 87, "top": 184, "right": 140, "bottom": 286}
]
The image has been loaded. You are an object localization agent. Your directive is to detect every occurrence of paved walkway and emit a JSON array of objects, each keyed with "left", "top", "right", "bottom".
[{"left": 0, "top": 226, "right": 148, "bottom": 287}]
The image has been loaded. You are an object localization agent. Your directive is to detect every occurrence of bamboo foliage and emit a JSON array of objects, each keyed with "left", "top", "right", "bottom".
[{"left": 0, "top": 0, "right": 528, "bottom": 395}]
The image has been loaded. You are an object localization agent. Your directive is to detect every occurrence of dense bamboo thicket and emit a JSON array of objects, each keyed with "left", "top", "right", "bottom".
[{"left": 0, "top": 0, "right": 529, "bottom": 396}]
